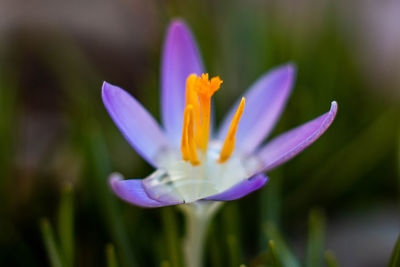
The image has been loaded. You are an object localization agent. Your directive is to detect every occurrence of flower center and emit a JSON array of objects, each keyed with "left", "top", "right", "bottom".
[
  {"left": 144, "top": 142, "right": 261, "bottom": 203},
  {"left": 181, "top": 73, "right": 245, "bottom": 165},
  {"left": 142, "top": 73, "right": 253, "bottom": 204}
]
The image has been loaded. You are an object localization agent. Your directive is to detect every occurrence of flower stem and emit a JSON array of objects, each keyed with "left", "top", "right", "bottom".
[{"left": 180, "top": 202, "right": 222, "bottom": 267}]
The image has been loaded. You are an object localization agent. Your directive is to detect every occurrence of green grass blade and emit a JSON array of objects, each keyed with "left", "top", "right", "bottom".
[
  {"left": 259, "top": 172, "right": 282, "bottom": 250},
  {"left": 324, "top": 250, "right": 339, "bottom": 267},
  {"left": 208, "top": 224, "right": 223, "bottom": 267},
  {"left": 40, "top": 218, "right": 64, "bottom": 267},
  {"left": 160, "top": 261, "right": 171, "bottom": 267},
  {"left": 223, "top": 203, "right": 242, "bottom": 267},
  {"left": 34, "top": 35, "right": 136, "bottom": 267},
  {"left": 306, "top": 209, "right": 326, "bottom": 267},
  {"left": 106, "top": 244, "right": 119, "bottom": 267},
  {"left": 162, "top": 207, "right": 182, "bottom": 267},
  {"left": 263, "top": 222, "right": 300, "bottom": 267},
  {"left": 85, "top": 128, "right": 137, "bottom": 267},
  {"left": 57, "top": 185, "right": 74, "bottom": 267},
  {"left": 227, "top": 234, "right": 241, "bottom": 267},
  {"left": 267, "top": 240, "right": 282, "bottom": 267},
  {"left": 248, "top": 240, "right": 281, "bottom": 267},
  {"left": 388, "top": 234, "right": 400, "bottom": 267}
]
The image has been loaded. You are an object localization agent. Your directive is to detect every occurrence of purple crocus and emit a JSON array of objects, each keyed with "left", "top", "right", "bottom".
[{"left": 102, "top": 20, "right": 337, "bottom": 208}]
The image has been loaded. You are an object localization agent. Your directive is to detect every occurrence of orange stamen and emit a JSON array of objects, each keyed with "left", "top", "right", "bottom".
[
  {"left": 218, "top": 97, "right": 245, "bottom": 163},
  {"left": 181, "top": 105, "right": 200, "bottom": 165},
  {"left": 181, "top": 73, "right": 223, "bottom": 165}
]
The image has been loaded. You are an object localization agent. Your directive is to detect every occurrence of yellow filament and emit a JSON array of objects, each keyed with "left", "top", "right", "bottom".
[
  {"left": 181, "top": 105, "right": 200, "bottom": 165},
  {"left": 194, "top": 74, "right": 223, "bottom": 151},
  {"left": 218, "top": 97, "right": 245, "bottom": 163}
]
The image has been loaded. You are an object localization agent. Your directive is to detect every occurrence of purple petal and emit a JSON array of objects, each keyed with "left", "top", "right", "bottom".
[
  {"left": 102, "top": 82, "right": 169, "bottom": 167},
  {"left": 217, "top": 64, "right": 295, "bottom": 154},
  {"left": 141, "top": 169, "right": 186, "bottom": 204},
  {"left": 161, "top": 19, "right": 205, "bottom": 147},
  {"left": 258, "top": 101, "right": 338, "bottom": 172},
  {"left": 204, "top": 174, "right": 268, "bottom": 201},
  {"left": 109, "top": 173, "right": 179, "bottom": 208}
]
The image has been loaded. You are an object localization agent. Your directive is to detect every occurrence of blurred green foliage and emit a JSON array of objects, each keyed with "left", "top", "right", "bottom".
[
  {"left": 388, "top": 234, "right": 400, "bottom": 267},
  {"left": 0, "top": 0, "right": 399, "bottom": 266}
]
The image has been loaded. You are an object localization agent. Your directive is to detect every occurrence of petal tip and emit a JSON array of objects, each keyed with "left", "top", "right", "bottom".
[
  {"left": 285, "top": 64, "right": 297, "bottom": 87},
  {"left": 102, "top": 81, "right": 113, "bottom": 91},
  {"left": 167, "top": 18, "right": 190, "bottom": 35},
  {"left": 327, "top": 101, "right": 338, "bottom": 122},
  {"left": 101, "top": 81, "right": 120, "bottom": 114},
  {"left": 109, "top": 172, "right": 123, "bottom": 191},
  {"left": 271, "top": 63, "right": 296, "bottom": 87},
  {"left": 101, "top": 81, "right": 109, "bottom": 94},
  {"left": 108, "top": 174, "right": 177, "bottom": 208},
  {"left": 258, "top": 100, "right": 338, "bottom": 172},
  {"left": 285, "top": 62, "right": 297, "bottom": 74},
  {"left": 102, "top": 80, "right": 110, "bottom": 87},
  {"left": 169, "top": 18, "right": 187, "bottom": 27},
  {"left": 330, "top": 101, "right": 338, "bottom": 112},
  {"left": 274, "top": 62, "right": 296, "bottom": 78},
  {"left": 101, "top": 81, "right": 116, "bottom": 102},
  {"left": 249, "top": 174, "right": 269, "bottom": 185}
]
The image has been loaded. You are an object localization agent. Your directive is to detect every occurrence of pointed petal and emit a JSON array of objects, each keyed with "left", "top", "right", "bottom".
[
  {"left": 204, "top": 174, "right": 268, "bottom": 201},
  {"left": 217, "top": 64, "right": 295, "bottom": 153},
  {"left": 102, "top": 82, "right": 169, "bottom": 167},
  {"left": 258, "top": 101, "right": 338, "bottom": 172},
  {"left": 109, "top": 173, "right": 178, "bottom": 208},
  {"left": 161, "top": 19, "right": 205, "bottom": 146}
]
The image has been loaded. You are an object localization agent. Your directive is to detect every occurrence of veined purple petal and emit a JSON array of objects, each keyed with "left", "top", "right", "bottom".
[
  {"left": 258, "top": 101, "right": 338, "bottom": 172},
  {"left": 217, "top": 64, "right": 295, "bottom": 154},
  {"left": 109, "top": 173, "right": 179, "bottom": 208},
  {"left": 102, "top": 82, "right": 169, "bottom": 167},
  {"left": 161, "top": 19, "right": 204, "bottom": 147},
  {"left": 204, "top": 174, "right": 268, "bottom": 201}
]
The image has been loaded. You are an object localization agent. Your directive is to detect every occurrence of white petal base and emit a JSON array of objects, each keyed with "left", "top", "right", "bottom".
[{"left": 143, "top": 141, "right": 262, "bottom": 203}]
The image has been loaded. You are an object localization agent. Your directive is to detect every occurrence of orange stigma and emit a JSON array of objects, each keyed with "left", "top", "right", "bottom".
[
  {"left": 193, "top": 74, "right": 222, "bottom": 152},
  {"left": 181, "top": 105, "right": 200, "bottom": 165}
]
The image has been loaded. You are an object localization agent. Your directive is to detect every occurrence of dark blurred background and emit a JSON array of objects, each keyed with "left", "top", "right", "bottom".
[{"left": 0, "top": 0, "right": 399, "bottom": 266}]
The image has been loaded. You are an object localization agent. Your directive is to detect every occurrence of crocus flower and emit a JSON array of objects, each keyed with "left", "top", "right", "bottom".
[{"left": 102, "top": 20, "right": 337, "bottom": 208}]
